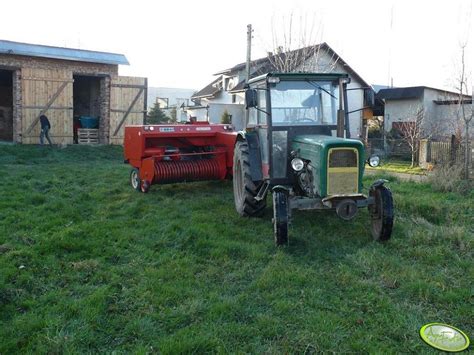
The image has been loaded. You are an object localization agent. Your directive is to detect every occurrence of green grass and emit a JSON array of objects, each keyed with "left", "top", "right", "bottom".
[
  {"left": 368, "top": 159, "right": 426, "bottom": 175},
  {"left": 0, "top": 145, "right": 472, "bottom": 353}
]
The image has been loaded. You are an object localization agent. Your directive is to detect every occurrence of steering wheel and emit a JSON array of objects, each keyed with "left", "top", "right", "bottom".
[{"left": 294, "top": 117, "right": 316, "bottom": 123}]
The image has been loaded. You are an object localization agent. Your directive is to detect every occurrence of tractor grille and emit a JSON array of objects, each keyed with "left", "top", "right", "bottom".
[
  {"left": 329, "top": 149, "right": 358, "bottom": 167},
  {"left": 327, "top": 148, "right": 359, "bottom": 195}
]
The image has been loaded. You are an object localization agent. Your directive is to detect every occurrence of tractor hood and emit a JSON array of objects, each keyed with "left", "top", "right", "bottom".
[
  {"left": 292, "top": 135, "right": 365, "bottom": 161},
  {"left": 292, "top": 135, "right": 364, "bottom": 151},
  {"left": 291, "top": 135, "right": 365, "bottom": 197}
]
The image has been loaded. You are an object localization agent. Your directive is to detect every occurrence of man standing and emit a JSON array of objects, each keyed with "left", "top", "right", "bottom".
[{"left": 39, "top": 114, "right": 53, "bottom": 146}]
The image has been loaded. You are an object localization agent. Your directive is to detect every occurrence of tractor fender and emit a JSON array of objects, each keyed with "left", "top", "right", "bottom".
[
  {"left": 236, "top": 131, "right": 247, "bottom": 142},
  {"left": 235, "top": 131, "right": 263, "bottom": 182},
  {"left": 370, "top": 179, "right": 388, "bottom": 191},
  {"left": 272, "top": 185, "right": 290, "bottom": 194}
]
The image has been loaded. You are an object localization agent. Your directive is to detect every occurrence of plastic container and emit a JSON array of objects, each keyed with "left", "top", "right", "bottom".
[{"left": 80, "top": 116, "right": 99, "bottom": 129}]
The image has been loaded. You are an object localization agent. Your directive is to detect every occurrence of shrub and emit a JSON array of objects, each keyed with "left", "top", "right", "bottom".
[
  {"left": 220, "top": 110, "right": 232, "bottom": 124},
  {"left": 368, "top": 125, "right": 382, "bottom": 138},
  {"left": 429, "top": 162, "right": 472, "bottom": 194}
]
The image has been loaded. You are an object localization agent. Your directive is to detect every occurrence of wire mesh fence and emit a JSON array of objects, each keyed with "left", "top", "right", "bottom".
[{"left": 367, "top": 137, "right": 473, "bottom": 170}]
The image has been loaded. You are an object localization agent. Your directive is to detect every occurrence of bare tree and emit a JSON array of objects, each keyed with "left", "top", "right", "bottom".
[
  {"left": 390, "top": 102, "right": 444, "bottom": 168},
  {"left": 396, "top": 106, "right": 425, "bottom": 168},
  {"left": 263, "top": 13, "right": 339, "bottom": 74},
  {"left": 454, "top": 43, "right": 473, "bottom": 179}
]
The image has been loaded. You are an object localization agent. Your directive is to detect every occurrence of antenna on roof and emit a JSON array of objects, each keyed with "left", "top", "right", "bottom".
[
  {"left": 245, "top": 24, "right": 253, "bottom": 84},
  {"left": 387, "top": 3, "right": 394, "bottom": 87}
]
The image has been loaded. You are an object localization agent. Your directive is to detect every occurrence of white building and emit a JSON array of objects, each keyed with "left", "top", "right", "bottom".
[
  {"left": 377, "top": 86, "right": 472, "bottom": 138},
  {"left": 187, "top": 43, "right": 375, "bottom": 139}
]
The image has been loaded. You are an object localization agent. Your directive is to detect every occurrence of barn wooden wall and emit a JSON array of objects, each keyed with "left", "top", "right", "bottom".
[
  {"left": 21, "top": 68, "right": 73, "bottom": 144},
  {"left": 109, "top": 76, "right": 147, "bottom": 145}
]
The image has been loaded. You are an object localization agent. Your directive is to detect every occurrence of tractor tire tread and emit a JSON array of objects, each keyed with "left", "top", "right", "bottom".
[
  {"left": 370, "top": 185, "right": 394, "bottom": 241},
  {"left": 233, "top": 140, "right": 267, "bottom": 217}
]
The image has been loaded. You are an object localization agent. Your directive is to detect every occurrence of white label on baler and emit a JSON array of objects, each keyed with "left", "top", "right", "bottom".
[
  {"left": 195, "top": 127, "right": 211, "bottom": 131},
  {"left": 159, "top": 127, "right": 175, "bottom": 132}
]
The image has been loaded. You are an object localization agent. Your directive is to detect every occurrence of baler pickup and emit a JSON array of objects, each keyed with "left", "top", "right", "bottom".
[{"left": 124, "top": 122, "right": 237, "bottom": 192}]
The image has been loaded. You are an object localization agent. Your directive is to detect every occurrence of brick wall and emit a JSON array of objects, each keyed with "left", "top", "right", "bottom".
[
  {"left": 12, "top": 70, "right": 21, "bottom": 142},
  {"left": 99, "top": 76, "right": 111, "bottom": 144}
]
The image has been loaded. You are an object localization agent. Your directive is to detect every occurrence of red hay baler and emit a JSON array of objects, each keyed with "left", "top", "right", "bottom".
[{"left": 124, "top": 122, "right": 237, "bottom": 192}]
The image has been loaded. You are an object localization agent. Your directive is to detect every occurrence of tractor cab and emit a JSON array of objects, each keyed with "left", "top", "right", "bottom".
[
  {"left": 244, "top": 73, "right": 352, "bottom": 185},
  {"left": 233, "top": 72, "right": 394, "bottom": 245}
]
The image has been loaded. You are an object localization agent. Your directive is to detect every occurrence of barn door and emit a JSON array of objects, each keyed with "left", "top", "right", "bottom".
[
  {"left": 22, "top": 68, "right": 73, "bottom": 144},
  {"left": 110, "top": 76, "right": 147, "bottom": 145}
]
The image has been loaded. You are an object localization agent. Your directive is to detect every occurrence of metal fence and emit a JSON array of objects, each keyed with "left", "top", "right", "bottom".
[
  {"left": 428, "top": 141, "right": 464, "bottom": 164},
  {"left": 366, "top": 138, "right": 411, "bottom": 159},
  {"left": 367, "top": 137, "right": 473, "bottom": 170}
]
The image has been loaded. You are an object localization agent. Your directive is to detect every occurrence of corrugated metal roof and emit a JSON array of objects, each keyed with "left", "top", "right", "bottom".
[
  {"left": 0, "top": 40, "right": 129, "bottom": 65},
  {"left": 377, "top": 86, "right": 471, "bottom": 101},
  {"left": 377, "top": 87, "right": 425, "bottom": 100}
]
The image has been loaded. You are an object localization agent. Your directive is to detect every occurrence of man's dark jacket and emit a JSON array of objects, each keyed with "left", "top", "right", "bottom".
[{"left": 40, "top": 115, "right": 51, "bottom": 129}]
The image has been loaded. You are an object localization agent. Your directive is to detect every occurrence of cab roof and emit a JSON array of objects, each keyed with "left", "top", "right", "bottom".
[{"left": 248, "top": 72, "right": 349, "bottom": 85}]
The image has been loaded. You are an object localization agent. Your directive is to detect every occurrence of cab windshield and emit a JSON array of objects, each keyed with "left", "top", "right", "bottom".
[{"left": 270, "top": 80, "right": 340, "bottom": 126}]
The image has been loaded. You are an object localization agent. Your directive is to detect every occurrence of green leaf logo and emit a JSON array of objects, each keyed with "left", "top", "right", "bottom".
[{"left": 420, "top": 323, "right": 470, "bottom": 352}]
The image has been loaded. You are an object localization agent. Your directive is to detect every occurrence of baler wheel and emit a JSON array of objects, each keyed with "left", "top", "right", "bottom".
[
  {"left": 141, "top": 180, "right": 150, "bottom": 193},
  {"left": 233, "top": 140, "right": 266, "bottom": 217},
  {"left": 130, "top": 169, "right": 141, "bottom": 191}
]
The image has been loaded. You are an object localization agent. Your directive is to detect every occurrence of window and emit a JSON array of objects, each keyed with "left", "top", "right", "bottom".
[
  {"left": 248, "top": 106, "right": 257, "bottom": 126},
  {"left": 257, "top": 87, "right": 267, "bottom": 125},
  {"left": 270, "top": 80, "right": 339, "bottom": 126},
  {"left": 247, "top": 88, "right": 267, "bottom": 127}
]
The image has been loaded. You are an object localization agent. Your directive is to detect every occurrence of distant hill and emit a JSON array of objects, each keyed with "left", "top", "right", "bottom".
[{"left": 147, "top": 87, "right": 197, "bottom": 109}]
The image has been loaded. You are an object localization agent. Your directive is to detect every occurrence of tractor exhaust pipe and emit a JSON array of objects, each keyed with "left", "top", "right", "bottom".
[{"left": 337, "top": 78, "right": 346, "bottom": 138}]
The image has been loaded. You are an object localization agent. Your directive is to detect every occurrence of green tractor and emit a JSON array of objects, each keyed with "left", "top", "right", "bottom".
[{"left": 233, "top": 72, "right": 394, "bottom": 245}]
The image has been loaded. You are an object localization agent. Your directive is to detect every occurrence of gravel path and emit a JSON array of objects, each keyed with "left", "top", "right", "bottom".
[{"left": 365, "top": 169, "right": 428, "bottom": 183}]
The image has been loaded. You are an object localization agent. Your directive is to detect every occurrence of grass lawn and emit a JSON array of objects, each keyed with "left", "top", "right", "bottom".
[
  {"left": 0, "top": 145, "right": 472, "bottom": 353},
  {"left": 367, "top": 159, "right": 426, "bottom": 175}
]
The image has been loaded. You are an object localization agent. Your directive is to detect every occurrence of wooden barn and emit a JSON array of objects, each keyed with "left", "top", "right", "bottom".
[{"left": 0, "top": 40, "right": 147, "bottom": 145}]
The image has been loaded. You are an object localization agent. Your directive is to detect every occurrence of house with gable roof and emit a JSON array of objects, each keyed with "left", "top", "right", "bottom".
[
  {"left": 376, "top": 86, "right": 472, "bottom": 139},
  {"left": 186, "top": 43, "right": 376, "bottom": 140}
]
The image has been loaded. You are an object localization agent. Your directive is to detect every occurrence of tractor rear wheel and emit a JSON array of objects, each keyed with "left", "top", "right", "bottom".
[
  {"left": 130, "top": 168, "right": 141, "bottom": 191},
  {"left": 273, "top": 191, "right": 289, "bottom": 246},
  {"left": 369, "top": 185, "right": 394, "bottom": 241},
  {"left": 233, "top": 140, "right": 266, "bottom": 217}
]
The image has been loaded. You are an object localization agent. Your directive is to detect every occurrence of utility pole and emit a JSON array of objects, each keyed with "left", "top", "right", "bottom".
[
  {"left": 244, "top": 24, "right": 253, "bottom": 128},
  {"left": 245, "top": 24, "right": 253, "bottom": 84}
]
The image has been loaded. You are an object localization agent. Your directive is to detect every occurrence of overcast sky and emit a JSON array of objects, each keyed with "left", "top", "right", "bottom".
[{"left": 1, "top": 0, "right": 472, "bottom": 92}]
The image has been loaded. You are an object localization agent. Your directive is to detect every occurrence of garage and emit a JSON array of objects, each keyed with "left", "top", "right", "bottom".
[
  {"left": 0, "top": 69, "right": 14, "bottom": 141},
  {"left": 0, "top": 40, "right": 147, "bottom": 145}
]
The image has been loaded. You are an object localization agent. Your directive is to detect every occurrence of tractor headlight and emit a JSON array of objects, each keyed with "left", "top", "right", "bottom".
[
  {"left": 291, "top": 158, "right": 305, "bottom": 171},
  {"left": 368, "top": 155, "right": 380, "bottom": 167}
]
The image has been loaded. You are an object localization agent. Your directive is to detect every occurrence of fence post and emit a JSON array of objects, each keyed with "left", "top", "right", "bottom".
[
  {"left": 419, "top": 139, "right": 429, "bottom": 169},
  {"left": 450, "top": 135, "right": 458, "bottom": 164}
]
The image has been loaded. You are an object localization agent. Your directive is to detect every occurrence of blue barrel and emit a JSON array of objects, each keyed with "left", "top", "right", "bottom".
[{"left": 80, "top": 116, "right": 99, "bottom": 128}]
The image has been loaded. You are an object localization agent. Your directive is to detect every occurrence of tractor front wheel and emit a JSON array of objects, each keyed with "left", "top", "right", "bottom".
[
  {"left": 273, "top": 190, "right": 289, "bottom": 246},
  {"left": 233, "top": 140, "right": 266, "bottom": 217},
  {"left": 369, "top": 185, "right": 394, "bottom": 241},
  {"left": 130, "top": 168, "right": 141, "bottom": 192}
]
